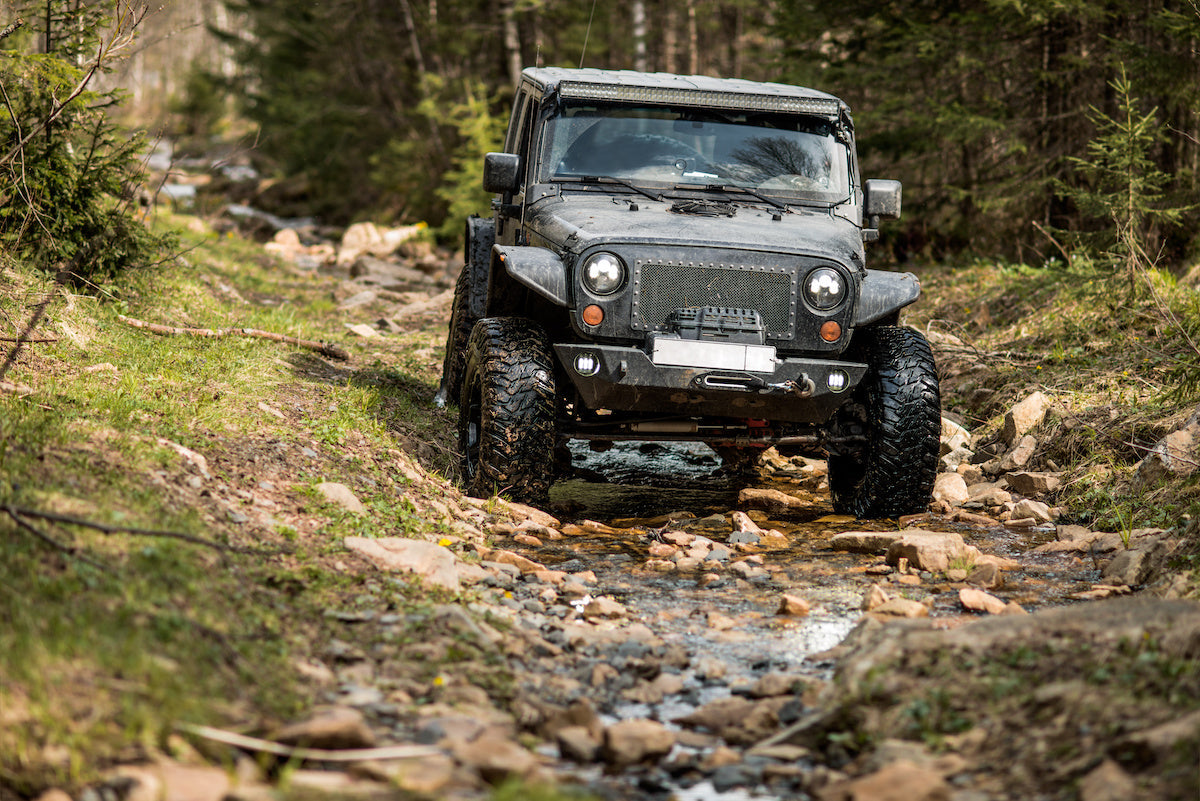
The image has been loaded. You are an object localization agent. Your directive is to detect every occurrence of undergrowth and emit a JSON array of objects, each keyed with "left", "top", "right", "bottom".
[
  {"left": 0, "top": 214, "right": 466, "bottom": 793},
  {"left": 909, "top": 254, "right": 1200, "bottom": 555}
]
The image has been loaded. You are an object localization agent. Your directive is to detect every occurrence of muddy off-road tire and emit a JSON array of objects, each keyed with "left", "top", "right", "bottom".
[
  {"left": 435, "top": 217, "right": 493, "bottom": 407},
  {"left": 459, "top": 317, "right": 557, "bottom": 502},
  {"left": 828, "top": 326, "right": 940, "bottom": 518}
]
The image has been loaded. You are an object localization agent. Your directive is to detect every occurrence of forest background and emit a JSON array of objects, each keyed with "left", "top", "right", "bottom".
[{"left": 5, "top": 0, "right": 1199, "bottom": 269}]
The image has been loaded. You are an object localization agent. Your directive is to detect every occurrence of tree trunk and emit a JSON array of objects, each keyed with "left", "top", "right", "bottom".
[
  {"left": 502, "top": 0, "right": 521, "bottom": 86},
  {"left": 632, "top": 0, "right": 646, "bottom": 72}
]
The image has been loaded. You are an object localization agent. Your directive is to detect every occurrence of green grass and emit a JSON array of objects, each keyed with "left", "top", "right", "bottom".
[{"left": 0, "top": 214, "right": 475, "bottom": 793}]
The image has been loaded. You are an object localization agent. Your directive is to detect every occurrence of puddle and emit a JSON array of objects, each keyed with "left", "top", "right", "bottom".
[{"left": 531, "top": 442, "right": 1097, "bottom": 799}]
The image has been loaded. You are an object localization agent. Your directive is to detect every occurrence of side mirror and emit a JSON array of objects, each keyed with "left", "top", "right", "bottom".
[
  {"left": 864, "top": 179, "right": 902, "bottom": 221},
  {"left": 483, "top": 152, "right": 521, "bottom": 195}
]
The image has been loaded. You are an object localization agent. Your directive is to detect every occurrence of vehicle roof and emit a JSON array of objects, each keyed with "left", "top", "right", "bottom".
[{"left": 520, "top": 67, "right": 847, "bottom": 108}]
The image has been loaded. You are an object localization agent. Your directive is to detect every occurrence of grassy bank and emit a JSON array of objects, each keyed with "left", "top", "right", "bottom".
[{"left": 0, "top": 216, "right": 465, "bottom": 793}]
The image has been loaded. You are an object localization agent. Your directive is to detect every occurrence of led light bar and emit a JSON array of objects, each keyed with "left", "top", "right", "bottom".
[{"left": 558, "top": 81, "right": 841, "bottom": 116}]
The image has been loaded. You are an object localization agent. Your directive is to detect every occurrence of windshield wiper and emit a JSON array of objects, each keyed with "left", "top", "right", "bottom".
[
  {"left": 559, "top": 175, "right": 663, "bottom": 202},
  {"left": 674, "top": 183, "right": 790, "bottom": 212}
]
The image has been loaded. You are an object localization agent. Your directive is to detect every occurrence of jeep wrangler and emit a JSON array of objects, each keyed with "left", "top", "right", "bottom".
[{"left": 436, "top": 67, "right": 940, "bottom": 517}]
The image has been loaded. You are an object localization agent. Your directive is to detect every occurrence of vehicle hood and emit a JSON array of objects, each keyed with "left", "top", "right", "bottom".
[{"left": 525, "top": 192, "right": 865, "bottom": 266}]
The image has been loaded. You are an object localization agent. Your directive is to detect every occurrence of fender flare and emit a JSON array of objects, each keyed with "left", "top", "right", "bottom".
[
  {"left": 853, "top": 269, "right": 921, "bottom": 326},
  {"left": 493, "top": 245, "right": 569, "bottom": 307}
]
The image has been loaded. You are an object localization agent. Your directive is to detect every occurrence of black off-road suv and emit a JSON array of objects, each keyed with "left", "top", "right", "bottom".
[{"left": 437, "top": 67, "right": 940, "bottom": 517}]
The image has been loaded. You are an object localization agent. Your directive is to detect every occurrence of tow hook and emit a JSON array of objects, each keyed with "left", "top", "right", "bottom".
[{"left": 765, "top": 377, "right": 815, "bottom": 398}]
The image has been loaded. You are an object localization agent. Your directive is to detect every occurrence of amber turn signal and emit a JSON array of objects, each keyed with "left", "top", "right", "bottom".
[
  {"left": 582, "top": 305, "right": 604, "bottom": 326},
  {"left": 820, "top": 320, "right": 841, "bottom": 342}
]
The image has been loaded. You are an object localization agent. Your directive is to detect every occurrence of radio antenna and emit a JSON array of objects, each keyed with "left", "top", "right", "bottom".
[{"left": 579, "top": 0, "right": 597, "bottom": 68}]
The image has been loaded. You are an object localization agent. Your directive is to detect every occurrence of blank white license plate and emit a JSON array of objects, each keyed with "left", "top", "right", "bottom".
[{"left": 651, "top": 338, "right": 777, "bottom": 372}]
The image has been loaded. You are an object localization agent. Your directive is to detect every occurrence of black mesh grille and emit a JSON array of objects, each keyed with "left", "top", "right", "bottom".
[{"left": 635, "top": 263, "right": 794, "bottom": 335}]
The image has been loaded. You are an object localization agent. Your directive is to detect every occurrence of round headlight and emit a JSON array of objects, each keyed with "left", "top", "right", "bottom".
[
  {"left": 804, "top": 267, "right": 845, "bottom": 311},
  {"left": 582, "top": 252, "right": 625, "bottom": 295}
]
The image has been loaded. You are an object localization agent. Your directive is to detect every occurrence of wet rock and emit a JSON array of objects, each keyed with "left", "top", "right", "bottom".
[
  {"left": 557, "top": 725, "right": 601, "bottom": 762},
  {"left": 830, "top": 531, "right": 901, "bottom": 554},
  {"left": 1012, "top": 498, "right": 1054, "bottom": 523},
  {"left": 931, "top": 472, "right": 969, "bottom": 507},
  {"left": 868, "top": 598, "right": 929, "bottom": 618},
  {"left": 1056, "top": 523, "right": 1093, "bottom": 541},
  {"left": 602, "top": 719, "right": 676, "bottom": 767},
  {"left": 449, "top": 732, "right": 538, "bottom": 784},
  {"left": 317, "top": 482, "right": 365, "bottom": 513},
  {"left": 777, "top": 593, "right": 811, "bottom": 617},
  {"left": 583, "top": 597, "right": 628, "bottom": 619},
  {"left": 819, "top": 759, "right": 951, "bottom": 801},
  {"left": 729, "top": 560, "right": 769, "bottom": 581},
  {"left": 694, "top": 657, "right": 729, "bottom": 681},
  {"left": 966, "top": 482, "right": 1012, "bottom": 507},
  {"left": 748, "top": 672, "right": 805, "bottom": 698},
  {"left": 739, "top": 487, "right": 809, "bottom": 514},
  {"left": 965, "top": 562, "right": 1003, "bottom": 590},
  {"left": 861, "top": 584, "right": 890, "bottom": 611},
  {"left": 358, "top": 754, "right": 457, "bottom": 796},
  {"left": 344, "top": 537, "right": 460, "bottom": 591},
  {"left": 1006, "top": 471, "right": 1062, "bottom": 496},
  {"left": 958, "top": 587, "right": 1007, "bottom": 615},
  {"left": 1002, "top": 390, "right": 1051, "bottom": 445},
  {"left": 503, "top": 502, "right": 560, "bottom": 528},
  {"left": 648, "top": 542, "right": 678, "bottom": 558},
  {"left": 273, "top": 706, "right": 375, "bottom": 749},
  {"left": 885, "top": 530, "right": 979, "bottom": 573},
  {"left": 482, "top": 548, "right": 545, "bottom": 573}
]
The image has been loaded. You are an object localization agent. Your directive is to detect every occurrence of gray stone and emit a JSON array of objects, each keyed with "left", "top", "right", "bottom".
[
  {"left": 1002, "top": 390, "right": 1052, "bottom": 445},
  {"left": 602, "top": 719, "right": 676, "bottom": 767},
  {"left": 885, "top": 530, "right": 980, "bottom": 573},
  {"left": 932, "top": 472, "right": 969, "bottom": 507},
  {"left": 998, "top": 434, "right": 1038, "bottom": 471},
  {"left": 317, "top": 482, "right": 365, "bottom": 513},
  {"left": 273, "top": 706, "right": 375, "bottom": 749},
  {"left": 1006, "top": 471, "right": 1062, "bottom": 496},
  {"left": 829, "top": 531, "right": 902, "bottom": 554},
  {"left": 344, "top": 536, "right": 460, "bottom": 591}
]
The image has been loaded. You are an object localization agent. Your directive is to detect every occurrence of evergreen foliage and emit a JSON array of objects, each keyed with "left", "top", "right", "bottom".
[
  {"left": 0, "top": 2, "right": 173, "bottom": 282},
  {"left": 773, "top": 0, "right": 1200, "bottom": 265},
  {"left": 1061, "top": 65, "right": 1188, "bottom": 293}
]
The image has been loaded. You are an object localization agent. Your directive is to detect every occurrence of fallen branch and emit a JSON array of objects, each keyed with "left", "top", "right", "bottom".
[
  {"left": 177, "top": 723, "right": 441, "bottom": 762},
  {"left": 3, "top": 505, "right": 112, "bottom": 572},
  {"left": 8, "top": 505, "right": 253, "bottom": 554},
  {"left": 117, "top": 315, "right": 349, "bottom": 361}
]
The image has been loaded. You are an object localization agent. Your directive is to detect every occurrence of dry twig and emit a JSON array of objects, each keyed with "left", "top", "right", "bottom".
[
  {"left": 177, "top": 723, "right": 441, "bottom": 763},
  {"left": 117, "top": 315, "right": 349, "bottom": 361}
]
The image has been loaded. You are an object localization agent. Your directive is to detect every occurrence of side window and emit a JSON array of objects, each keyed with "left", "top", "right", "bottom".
[
  {"left": 503, "top": 91, "right": 527, "bottom": 154},
  {"left": 514, "top": 99, "right": 540, "bottom": 191}
]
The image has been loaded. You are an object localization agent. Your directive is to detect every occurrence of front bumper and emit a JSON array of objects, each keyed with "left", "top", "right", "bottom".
[{"left": 555, "top": 342, "right": 867, "bottom": 424}]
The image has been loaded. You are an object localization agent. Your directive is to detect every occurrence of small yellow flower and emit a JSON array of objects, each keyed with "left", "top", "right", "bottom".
[
  {"left": 433, "top": 675, "right": 445, "bottom": 687},
  {"left": 438, "top": 537, "right": 453, "bottom": 548}
]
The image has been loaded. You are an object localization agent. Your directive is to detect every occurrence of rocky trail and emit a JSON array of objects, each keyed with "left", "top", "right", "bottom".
[{"left": 23, "top": 204, "right": 1199, "bottom": 801}]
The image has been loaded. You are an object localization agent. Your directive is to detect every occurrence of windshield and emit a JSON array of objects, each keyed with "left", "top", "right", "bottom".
[{"left": 540, "top": 101, "right": 850, "bottom": 204}]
